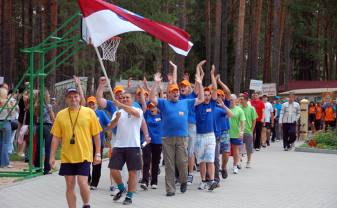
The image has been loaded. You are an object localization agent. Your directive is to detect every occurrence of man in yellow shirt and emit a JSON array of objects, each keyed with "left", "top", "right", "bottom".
[{"left": 50, "top": 88, "right": 102, "bottom": 208}]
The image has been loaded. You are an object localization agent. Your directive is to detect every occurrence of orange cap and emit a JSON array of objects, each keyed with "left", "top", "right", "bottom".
[
  {"left": 168, "top": 84, "right": 179, "bottom": 93},
  {"left": 216, "top": 89, "right": 225, "bottom": 96},
  {"left": 136, "top": 88, "right": 149, "bottom": 96},
  {"left": 204, "top": 86, "right": 212, "bottom": 92},
  {"left": 113, "top": 85, "right": 124, "bottom": 94},
  {"left": 147, "top": 102, "right": 156, "bottom": 109},
  {"left": 87, "top": 96, "right": 97, "bottom": 104},
  {"left": 180, "top": 80, "right": 191, "bottom": 87}
]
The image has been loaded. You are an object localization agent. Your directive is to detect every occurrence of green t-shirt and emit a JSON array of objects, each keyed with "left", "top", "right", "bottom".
[
  {"left": 240, "top": 105, "right": 258, "bottom": 135},
  {"left": 229, "top": 106, "right": 246, "bottom": 138}
]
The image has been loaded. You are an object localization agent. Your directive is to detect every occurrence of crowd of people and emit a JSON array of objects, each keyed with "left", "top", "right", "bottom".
[{"left": 0, "top": 61, "right": 336, "bottom": 207}]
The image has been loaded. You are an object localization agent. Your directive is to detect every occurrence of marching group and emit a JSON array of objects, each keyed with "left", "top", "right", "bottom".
[{"left": 2, "top": 61, "right": 335, "bottom": 207}]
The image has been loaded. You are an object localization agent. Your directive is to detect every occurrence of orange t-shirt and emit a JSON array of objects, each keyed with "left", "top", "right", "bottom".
[
  {"left": 324, "top": 106, "right": 335, "bottom": 121},
  {"left": 309, "top": 106, "right": 316, "bottom": 114},
  {"left": 316, "top": 106, "right": 322, "bottom": 120}
]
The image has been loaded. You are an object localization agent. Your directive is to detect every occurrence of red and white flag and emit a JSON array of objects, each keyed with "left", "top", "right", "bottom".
[{"left": 78, "top": 0, "right": 193, "bottom": 56}]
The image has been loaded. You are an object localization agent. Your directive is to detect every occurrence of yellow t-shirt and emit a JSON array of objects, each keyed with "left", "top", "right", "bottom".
[{"left": 51, "top": 106, "right": 102, "bottom": 163}]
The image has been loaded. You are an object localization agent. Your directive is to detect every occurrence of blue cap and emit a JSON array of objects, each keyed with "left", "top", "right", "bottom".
[
  {"left": 275, "top": 96, "right": 280, "bottom": 99},
  {"left": 65, "top": 87, "right": 78, "bottom": 95}
]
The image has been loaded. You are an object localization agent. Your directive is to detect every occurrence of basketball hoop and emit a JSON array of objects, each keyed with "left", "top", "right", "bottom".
[{"left": 99, "top": 37, "right": 121, "bottom": 62}]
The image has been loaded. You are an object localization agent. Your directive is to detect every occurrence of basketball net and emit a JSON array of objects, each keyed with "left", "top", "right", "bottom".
[
  {"left": 94, "top": 37, "right": 121, "bottom": 100},
  {"left": 99, "top": 37, "right": 121, "bottom": 62}
]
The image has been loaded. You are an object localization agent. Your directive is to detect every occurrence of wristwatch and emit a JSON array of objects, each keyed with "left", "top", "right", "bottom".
[{"left": 95, "top": 153, "right": 101, "bottom": 157}]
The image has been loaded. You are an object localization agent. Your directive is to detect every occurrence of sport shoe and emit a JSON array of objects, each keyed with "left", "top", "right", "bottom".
[
  {"left": 123, "top": 197, "right": 132, "bottom": 205},
  {"left": 166, "top": 192, "right": 175, "bottom": 197},
  {"left": 90, "top": 186, "right": 98, "bottom": 190},
  {"left": 180, "top": 182, "right": 187, "bottom": 193},
  {"left": 82, "top": 205, "right": 90, "bottom": 208},
  {"left": 237, "top": 163, "right": 242, "bottom": 170},
  {"left": 187, "top": 174, "right": 193, "bottom": 185},
  {"left": 221, "top": 169, "right": 228, "bottom": 179},
  {"left": 140, "top": 183, "right": 148, "bottom": 191},
  {"left": 110, "top": 185, "right": 116, "bottom": 192},
  {"left": 255, "top": 148, "right": 260, "bottom": 151},
  {"left": 233, "top": 167, "right": 239, "bottom": 174},
  {"left": 198, "top": 182, "right": 208, "bottom": 190},
  {"left": 151, "top": 184, "right": 157, "bottom": 189},
  {"left": 246, "top": 162, "right": 251, "bottom": 168},
  {"left": 113, "top": 189, "right": 126, "bottom": 201},
  {"left": 208, "top": 180, "right": 218, "bottom": 191}
]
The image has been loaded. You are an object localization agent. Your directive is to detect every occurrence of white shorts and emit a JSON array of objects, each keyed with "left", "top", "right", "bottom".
[
  {"left": 194, "top": 132, "right": 216, "bottom": 164},
  {"left": 187, "top": 123, "right": 197, "bottom": 157}
]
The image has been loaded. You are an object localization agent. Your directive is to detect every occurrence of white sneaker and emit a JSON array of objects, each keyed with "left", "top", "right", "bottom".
[
  {"left": 151, "top": 184, "right": 157, "bottom": 189},
  {"left": 187, "top": 174, "right": 193, "bottom": 185},
  {"left": 246, "top": 162, "right": 251, "bottom": 168},
  {"left": 233, "top": 167, "right": 239, "bottom": 174},
  {"left": 198, "top": 182, "right": 208, "bottom": 190}
]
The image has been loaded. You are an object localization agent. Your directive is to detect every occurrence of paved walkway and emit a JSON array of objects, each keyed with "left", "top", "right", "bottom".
[{"left": 1, "top": 142, "right": 337, "bottom": 208}]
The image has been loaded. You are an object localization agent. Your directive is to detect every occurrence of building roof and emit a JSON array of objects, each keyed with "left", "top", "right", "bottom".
[
  {"left": 279, "top": 88, "right": 337, "bottom": 95},
  {"left": 279, "top": 81, "right": 337, "bottom": 92}
]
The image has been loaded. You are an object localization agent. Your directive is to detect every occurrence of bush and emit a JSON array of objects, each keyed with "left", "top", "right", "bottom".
[{"left": 313, "top": 128, "right": 337, "bottom": 150}]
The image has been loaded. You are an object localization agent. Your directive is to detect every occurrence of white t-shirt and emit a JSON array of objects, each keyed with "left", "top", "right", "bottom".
[
  {"left": 112, "top": 107, "right": 143, "bottom": 148},
  {"left": 264, "top": 102, "right": 274, "bottom": 123}
]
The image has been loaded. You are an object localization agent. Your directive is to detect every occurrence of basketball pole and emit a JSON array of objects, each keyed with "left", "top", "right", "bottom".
[{"left": 94, "top": 46, "right": 115, "bottom": 100}]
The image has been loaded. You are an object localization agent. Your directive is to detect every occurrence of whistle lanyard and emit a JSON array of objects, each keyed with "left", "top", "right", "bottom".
[{"left": 68, "top": 106, "right": 81, "bottom": 139}]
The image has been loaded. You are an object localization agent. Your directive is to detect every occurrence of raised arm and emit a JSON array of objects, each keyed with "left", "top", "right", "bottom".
[
  {"left": 74, "top": 76, "right": 86, "bottom": 106},
  {"left": 210, "top": 65, "right": 218, "bottom": 100},
  {"left": 143, "top": 76, "right": 151, "bottom": 92},
  {"left": 194, "top": 60, "right": 206, "bottom": 95},
  {"left": 217, "top": 75, "right": 231, "bottom": 98},
  {"left": 138, "top": 86, "right": 147, "bottom": 112},
  {"left": 113, "top": 99, "right": 140, "bottom": 118},
  {"left": 150, "top": 73, "right": 162, "bottom": 106},
  {"left": 96, "top": 77, "right": 108, "bottom": 108},
  {"left": 170, "top": 61, "right": 177, "bottom": 84},
  {"left": 217, "top": 98, "right": 233, "bottom": 118},
  {"left": 194, "top": 71, "right": 204, "bottom": 106}
]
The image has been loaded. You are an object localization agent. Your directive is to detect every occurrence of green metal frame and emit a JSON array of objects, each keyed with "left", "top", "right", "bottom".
[{"left": 0, "top": 12, "right": 84, "bottom": 178}]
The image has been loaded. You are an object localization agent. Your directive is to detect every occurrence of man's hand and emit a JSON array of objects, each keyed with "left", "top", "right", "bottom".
[
  {"left": 93, "top": 154, "right": 102, "bottom": 165},
  {"left": 50, "top": 157, "right": 56, "bottom": 170},
  {"left": 217, "top": 98, "right": 225, "bottom": 108},
  {"left": 239, "top": 131, "right": 244, "bottom": 139},
  {"left": 73, "top": 75, "right": 81, "bottom": 86},
  {"left": 211, "top": 64, "right": 216, "bottom": 76},
  {"left": 99, "top": 76, "right": 107, "bottom": 86},
  {"left": 154, "top": 72, "right": 162, "bottom": 83}
]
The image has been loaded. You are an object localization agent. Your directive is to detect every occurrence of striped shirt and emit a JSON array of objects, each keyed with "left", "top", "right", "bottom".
[{"left": 279, "top": 102, "right": 300, "bottom": 124}]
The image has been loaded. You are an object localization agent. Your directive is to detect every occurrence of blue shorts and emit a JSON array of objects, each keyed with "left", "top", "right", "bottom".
[
  {"left": 219, "top": 131, "right": 230, "bottom": 153},
  {"left": 59, "top": 161, "right": 91, "bottom": 176},
  {"left": 230, "top": 138, "right": 243, "bottom": 146}
]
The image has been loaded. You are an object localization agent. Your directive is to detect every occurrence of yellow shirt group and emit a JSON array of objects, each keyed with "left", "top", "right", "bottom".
[{"left": 51, "top": 106, "right": 102, "bottom": 163}]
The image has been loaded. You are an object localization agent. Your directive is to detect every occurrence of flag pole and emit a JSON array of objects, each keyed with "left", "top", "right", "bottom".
[{"left": 94, "top": 46, "right": 115, "bottom": 100}]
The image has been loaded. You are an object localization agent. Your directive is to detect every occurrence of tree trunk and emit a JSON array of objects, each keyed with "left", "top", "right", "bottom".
[
  {"left": 233, "top": 0, "right": 246, "bottom": 94},
  {"left": 2, "top": 0, "right": 13, "bottom": 83},
  {"left": 220, "top": 0, "right": 228, "bottom": 84},
  {"left": 263, "top": 0, "right": 273, "bottom": 83},
  {"left": 271, "top": 0, "right": 281, "bottom": 88},
  {"left": 205, "top": 0, "right": 211, "bottom": 85},
  {"left": 46, "top": 0, "right": 57, "bottom": 94},
  {"left": 247, "top": 0, "right": 263, "bottom": 82},
  {"left": 213, "top": 0, "right": 222, "bottom": 74},
  {"left": 175, "top": 0, "right": 186, "bottom": 82},
  {"left": 162, "top": 42, "right": 169, "bottom": 82}
]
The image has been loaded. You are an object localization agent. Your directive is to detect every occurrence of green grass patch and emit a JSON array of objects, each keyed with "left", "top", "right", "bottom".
[{"left": 310, "top": 128, "right": 337, "bottom": 150}]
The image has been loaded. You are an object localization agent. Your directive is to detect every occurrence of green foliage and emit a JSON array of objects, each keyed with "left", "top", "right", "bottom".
[{"left": 313, "top": 128, "right": 337, "bottom": 150}]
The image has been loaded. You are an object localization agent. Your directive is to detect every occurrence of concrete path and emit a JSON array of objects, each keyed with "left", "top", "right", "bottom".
[{"left": 1, "top": 142, "right": 337, "bottom": 208}]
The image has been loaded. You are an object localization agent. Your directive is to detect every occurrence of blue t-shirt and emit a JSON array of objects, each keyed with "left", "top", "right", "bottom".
[
  {"left": 213, "top": 105, "right": 229, "bottom": 138},
  {"left": 95, "top": 109, "right": 110, "bottom": 145},
  {"left": 274, "top": 103, "right": 282, "bottom": 118},
  {"left": 157, "top": 98, "right": 195, "bottom": 137},
  {"left": 195, "top": 100, "right": 217, "bottom": 134},
  {"left": 180, "top": 92, "right": 197, "bottom": 124},
  {"left": 144, "top": 111, "right": 163, "bottom": 144}
]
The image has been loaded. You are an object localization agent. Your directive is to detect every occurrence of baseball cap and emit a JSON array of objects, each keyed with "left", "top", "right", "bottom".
[
  {"left": 147, "top": 102, "right": 156, "bottom": 109},
  {"left": 180, "top": 80, "right": 191, "bottom": 87},
  {"left": 65, "top": 87, "right": 78, "bottom": 96},
  {"left": 136, "top": 88, "right": 149, "bottom": 96},
  {"left": 216, "top": 89, "right": 225, "bottom": 96},
  {"left": 275, "top": 96, "right": 280, "bottom": 99},
  {"left": 168, "top": 84, "right": 179, "bottom": 93},
  {"left": 113, "top": 85, "right": 124, "bottom": 94},
  {"left": 204, "top": 86, "right": 212, "bottom": 92},
  {"left": 87, "top": 96, "right": 97, "bottom": 104}
]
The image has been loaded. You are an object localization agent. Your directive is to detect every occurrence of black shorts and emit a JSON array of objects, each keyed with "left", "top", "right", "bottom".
[
  {"left": 309, "top": 114, "right": 316, "bottom": 123},
  {"left": 108, "top": 147, "right": 142, "bottom": 171},
  {"left": 264, "top": 122, "right": 271, "bottom": 129},
  {"left": 59, "top": 161, "right": 91, "bottom": 176}
]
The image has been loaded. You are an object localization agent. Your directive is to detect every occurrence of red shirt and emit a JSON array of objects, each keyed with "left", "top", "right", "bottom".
[{"left": 251, "top": 99, "right": 265, "bottom": 122}]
